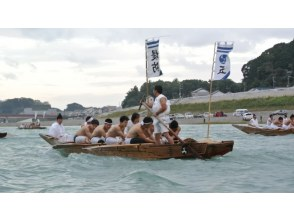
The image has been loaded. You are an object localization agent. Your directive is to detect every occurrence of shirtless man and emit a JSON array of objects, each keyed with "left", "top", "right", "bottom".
[
  {"left": 283, "top": 114, "right": 294, "bottom": 129},
  {"left": 124, "top": 112, "right": 140, "bottom": 134},
  {"left": 91, "top": 118, "right": 112, "bottom": 144},
  {"left": 105, "top": 116, "right": 129, "bottom": 144},
  {"left": 270, "top": 117, "right": 285, "bottom": 129},
  {"left": 125, "top": 116, "right": 155, "bottom": 144},
  {"left": 168, "top": 120, "right": 181, "bottom": 141},
  {"left": 74, "top": 119, "right": 99, "bottom": 143}
]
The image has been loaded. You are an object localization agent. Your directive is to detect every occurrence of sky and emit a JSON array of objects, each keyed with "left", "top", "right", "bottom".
[{"left": 1, "top": 28, "right": 293, "bottom": 110}]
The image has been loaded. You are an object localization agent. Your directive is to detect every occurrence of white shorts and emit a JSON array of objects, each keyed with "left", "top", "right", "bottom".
[
  {"left": 124, "top": 138, "right": 132, "bottom": 144},
  {"left": 105, "top": 137, "right": 120, "bottom": 145},
  {"left": 153, "top": 121, "right": 169, "bottom": 134},
  {"left": 91, "top": 137, "right": 105, "bottom": 144},
  {"left": 75, "top": 136, "right": 87, "bottom": 144},
  {"left": 59, "top": 134, "right": 74, "bottom": 143}
]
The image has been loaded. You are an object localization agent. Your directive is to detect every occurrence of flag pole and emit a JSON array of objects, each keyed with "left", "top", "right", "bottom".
[
  {"left": 206, "top": 42, "right": 217, "bottom": 139},
  {"left": 145, "top": 39, "right": 149, "bottom": 98}
]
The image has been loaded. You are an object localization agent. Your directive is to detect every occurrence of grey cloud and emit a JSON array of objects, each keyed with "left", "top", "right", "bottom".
[
  {"left": 4, "top": 57, "right": 19, "bottom": 68},
  {"left": 2, "top": 73, "right": 17, "bottom": 80}
]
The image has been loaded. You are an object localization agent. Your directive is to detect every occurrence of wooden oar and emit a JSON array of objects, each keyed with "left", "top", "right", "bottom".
[{"left": 140, "top": 101, "right": 202, "bottom": 158}]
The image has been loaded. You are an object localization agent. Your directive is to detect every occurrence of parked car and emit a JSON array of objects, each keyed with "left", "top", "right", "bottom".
[
  {"left": 169, "top": 114, "right": 176, "bottom": 121},
  {"left": 194, "top": 113, "right": 204, "bottom": 118},
  {"left": 203, "top": 112, "right": 213, "bottom": 118},
  {"left": 175, "top": 113, "right": 185, "bottom": 119},
  {"left": 184, "top": 112, "right": 194, "bottom": 119},
  {"left": 214, "top": 111, "right": 227, "bottom": 117},
  {"left": 272, "top": 110, "right": 288, "bottom": 116},
  {"left": 242, "top": 112, "right": 254, "bottom": 121},
  {"left": 233, "top": 109, "right": 248, "bottom": 117}
]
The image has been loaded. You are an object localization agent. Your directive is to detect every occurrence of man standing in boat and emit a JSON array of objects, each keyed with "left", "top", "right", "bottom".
[
  {"left": 48, "top": 113, "right": 74, "bottom": 143},
  {"left": 146, "top": 85, "right": 174, "bottom": 145}
]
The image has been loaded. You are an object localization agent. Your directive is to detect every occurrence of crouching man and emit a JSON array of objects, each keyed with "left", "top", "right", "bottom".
[
  {"left": 124, "top": 116, "right": 155, "bottom": 144},
  {"left": 74, "top": 119, "right": 99, "bottom": 144}
]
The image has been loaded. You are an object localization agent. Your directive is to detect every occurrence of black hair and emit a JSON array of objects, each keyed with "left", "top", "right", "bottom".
[
  {"left": 120, "top": 115, "right": 129, "bottom": 123},
  {"left": 85, "top": 116, "right": 92, "bottom": 122},
  {"left": 278, "top": 117, "right": 283, "bottom": 121},
  {"left": 154, "top": 85, "right": 162, "bottom": 94},
  {"left": 91, "top": 119, "right": 99, "bottom": 125},
  {"left": 143, "top": 116, "right": 153, "bottom": 124},
  {"left": 105, "top": 118, "right": 113, "bottom": 124},
  {"left": 169, "top": 120, "right": 179, "bottom": 129},
  {"left": 57, "top": 113, "right": 63, "bottom": 120},
  {"left": 131, "top": 112, "right": 140, "bottom": 123},
  {"left": 290, "top": 114, "right": 294, "bottom": 119}
]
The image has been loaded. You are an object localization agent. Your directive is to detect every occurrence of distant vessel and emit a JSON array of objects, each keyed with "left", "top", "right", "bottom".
[
  {"left": 232, "top": 124, "right": 294, "bottom": 136},
  {"left": 18, "top": 118, "right": 46, "bottom": 129}
]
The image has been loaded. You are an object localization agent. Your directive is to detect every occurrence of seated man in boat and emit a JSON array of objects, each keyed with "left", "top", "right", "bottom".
[
  {"left": 82, "top": 116, "right": 93, "bottom": 127},
  {"left": 168, "top": 120, "right": 181, "bottom": 141},
  {"left": 91, "top": 118, "right": 112, "bottom": 144},
  {"left": 270, "top": 117, "right": 287, "bottom": 129},
  {"left": 105, "top": 115, "right": 129, "bottom": 144},
  {"left": 74, "top": 119, "right": 99, "bottom": 144},
  {"left": 124, "top": 112, "right": 140, "bottom": 134},
  {"left": 248, "top": 114, "right": 260, "bottom": 127},
  {"left": 266, "top": 114, "right": 274, "bottom": 128},
  {"left": 48, "top": 113, "right": 74, "bottom": 143},
  {"left": 146, "top": 85, "right": 174, "bottom": 145},
  {"left": 124, "top": 116, "right": 155, "bottom": 144},
  {"left": 283, "top": 114, "right": 294, "bottom": 129}
]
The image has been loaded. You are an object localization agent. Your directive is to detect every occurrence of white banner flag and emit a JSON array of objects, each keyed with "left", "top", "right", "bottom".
[
  {"left": 214, "top": 42, "right": 234, "bottom": 80},
  {"left": 146, "top": 39, "right": 162, "bottom": 78}
]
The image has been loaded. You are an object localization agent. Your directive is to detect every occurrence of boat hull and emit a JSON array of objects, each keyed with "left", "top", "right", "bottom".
[
  {"left": 232, "top": 124, "right": 294, "bottom": 136},
  {"left": 39, "top": 134, "right": 233, "bottom": 160},
  {"left": 0, "top": 132, "right": 7, "bottom": 138}
]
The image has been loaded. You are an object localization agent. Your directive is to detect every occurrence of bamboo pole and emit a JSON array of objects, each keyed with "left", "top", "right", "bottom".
[{"left": 206, "top": 42, "right": 217, "bottom": 139}]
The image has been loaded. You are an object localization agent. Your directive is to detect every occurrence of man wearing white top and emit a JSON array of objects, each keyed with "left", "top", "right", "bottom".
[
  {"left": 248, "top": 114, "right": 260, "bottom": 127},
  {"left": 146, "top": 85, "right": 174, "bottom": 145},
  {"left": 48, "top": 113, "right": 74, "bottom": 143}
]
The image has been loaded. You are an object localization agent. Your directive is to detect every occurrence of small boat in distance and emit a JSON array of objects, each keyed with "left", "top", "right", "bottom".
[
  {"left": 232, "top": 124, "right": 294, "bottom": 136},
  {"left": 39, "top": 133, "right": 234, "bottom": 160},
  {"left": 0, "top": 132, "right": 7, "bottom": 138},
  {"left": 18, "top": 118, "right": 46, "bottom": 129}
]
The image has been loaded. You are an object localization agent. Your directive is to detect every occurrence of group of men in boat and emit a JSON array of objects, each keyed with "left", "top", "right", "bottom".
[
  {"left": 248, "top": 113, "right": 294, "bottom": 129},
  {"left": 48, "top": 85, "right": 181, "bottom": 145}
]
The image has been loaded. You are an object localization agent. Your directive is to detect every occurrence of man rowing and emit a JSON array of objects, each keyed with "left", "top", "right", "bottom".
[
  {"left": 74, "top": 119, "right": 99, "bottom": 143},
  {"left": 91, "top": 118, "right": 112, "bottom": 144},
  {"left": 124, "top": 116, "right": 155, "bottom": 144},
  {"left": 105, "top": 116, "right": 129, "bottom": 144},
  {"left": 146, "top": 85, "right": 174, "bottom": 145}
]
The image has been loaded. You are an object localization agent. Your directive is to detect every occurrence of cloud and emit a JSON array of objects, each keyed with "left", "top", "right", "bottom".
[{"left": 2, "top": 73, "right": 17, "bottom": 80}]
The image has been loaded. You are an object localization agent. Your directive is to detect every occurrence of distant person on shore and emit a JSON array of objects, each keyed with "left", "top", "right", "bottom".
[
  {"left": 124, "top": 116, "right": 155, "bottom": 144},
  {"left": 105, "top": 116, "right": 129, "bottom": 144},
  {"left": 146, "top": 85, "right": 174, "bottom": 145},
  {"left": 48, "top": 113, "right": 74, "bottom": 143},
  {"left": 74, "top": 119, "right": 99, "bottom": 143},
  {"left": 91, "top": 118, "right": 112, "bottom": 144},
  {"left": 124, "top": 112, "right": 140, "bottom": 134},
  {"left": 248, "top": 114, "right": 260, "bottom": 127}
]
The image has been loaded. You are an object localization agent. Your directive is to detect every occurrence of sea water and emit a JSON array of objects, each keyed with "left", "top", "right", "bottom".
[{"left": 0, "top": 124, "right": 294, "bottom": 193}]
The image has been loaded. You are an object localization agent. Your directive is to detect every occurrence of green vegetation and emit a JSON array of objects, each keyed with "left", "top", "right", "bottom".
[
  {"left": 0, "top": 98, "right": 51, "bottom": 114},
  {"left": 242, "top": 39, "right": 294, "bottom": 90},
  {"left": 100, "top": 95, "right": 294, "bottom": 119},
  {"left": 121, "top": 79, "right": 243, "bottom": 108}
]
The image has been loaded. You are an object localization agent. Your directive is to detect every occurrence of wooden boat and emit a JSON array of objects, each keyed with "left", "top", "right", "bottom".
[
  {"left": 18, "top": 124, "right": 46, "bottom": 129},
  {"left": 39, "top": 134, "right": 234, "bottom": 160},
  {"left": 232, "top": 124, "right": 294, "bottom": 136},
  {"left": 0, "top": 132, "right": 7, "bottom": 138}
]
